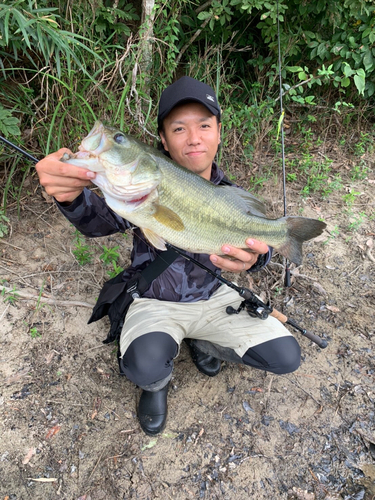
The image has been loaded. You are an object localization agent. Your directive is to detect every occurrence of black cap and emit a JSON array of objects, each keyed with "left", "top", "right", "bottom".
[{"left": 158, "top": 76, "right": 221, "bottom": 131}]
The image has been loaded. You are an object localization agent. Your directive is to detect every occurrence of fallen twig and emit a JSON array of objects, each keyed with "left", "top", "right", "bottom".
[
  {"left": 86, "top": 448, "right": 106, "bottom": 483},
  {"left": 0, "top": 286, "right": 94, "bottom": 308},
  {"left": 0, "top": 240, "right": 24, "bottom": 250},
  {"left": 27, "top": 477, "right": 57, "bottom": 482},
  {"left": 366, "top": 247, "right": 375, "bottom": 263},
  {"left": 0, "top": 303, "right": 10, "bottom": 321}
]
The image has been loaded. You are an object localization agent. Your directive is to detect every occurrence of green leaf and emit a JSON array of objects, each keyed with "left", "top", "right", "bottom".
[
  {"left": 362, "top": 27, "right": 372, "bottom": 39},
  {"left": 276, "top": 111, "right": 284, "bottom": 140},
  {"left": 317, "top": 42, "right": 327, "bottom": 59},
  {"left": 367, "top": 82, "right": 375, "bottom": 97},
  {"left": 287, "top": 66, "right": 303, "bottom": 73},
  {"left": 363, "top": 49, "right": 374, "bottom": 71},
  {"left": 0, "top": 107, "right": 21, "bottom": 137},
  {"left": 197, "top": 11, "right": 211, "bottom": 20},
  {"left": 141, "top": 439, "right": 158, "bottom": 450},
  {"left": 356, "top": 68, "right": 366, "bottom": 78},
  {"left": 343, "top": 64, "right": 354, "bottom": 77},
  {"left": 341, "top": 76, "right": 350, "bottom": 87},
  {"left": 354, "top": 74, "right": 365, "bottom": 95}
]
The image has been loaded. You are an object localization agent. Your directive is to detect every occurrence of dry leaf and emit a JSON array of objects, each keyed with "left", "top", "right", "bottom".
[
  {"left": 42, "top": 264, "right": 56, "bottom": 272},
  {"left": 312, "top": 282, "right": 327, "bottom": 295},
  {"left": 44, "top": 352, "right": 55, "bottom": 364},
  {"left": 41, "top": 190, "right": 54, "bottom": 204},
  {"left": 45, "top": 425, "right": 61, "bottom": 439},
  {"left": 326, "top": 305, "right": 340, "bottom": 313},
  {"left": 366, "top": 239, "right": 373, "bottom": 249},
  {"left": 22, "top": 447, "right": 36, "bottom": 465}
]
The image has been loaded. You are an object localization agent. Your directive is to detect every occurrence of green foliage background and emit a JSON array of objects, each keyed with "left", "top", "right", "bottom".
[{"left": 0, "top": 0, "right": 374, "bottom": 206}]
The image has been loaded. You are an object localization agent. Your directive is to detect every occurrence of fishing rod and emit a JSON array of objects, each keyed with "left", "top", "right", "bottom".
[
  {"left": 1, "top": 136, "right": 328, "bottom": 348},
  {"left": 0, "top": 134, "right": 39, "bottom": 163}
]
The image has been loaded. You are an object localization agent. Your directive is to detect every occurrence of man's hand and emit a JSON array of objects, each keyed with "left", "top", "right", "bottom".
[
  {"left": 210, "top": 239, "right": 269, "bottom": 273},
  {"left": 35, "top": 148, "right": 96, "bottom": 204}
]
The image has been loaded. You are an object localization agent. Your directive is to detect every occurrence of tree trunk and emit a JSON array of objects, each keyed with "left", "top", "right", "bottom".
[{"left": 140, "top": 0, "right": 155, "bottom": 80}]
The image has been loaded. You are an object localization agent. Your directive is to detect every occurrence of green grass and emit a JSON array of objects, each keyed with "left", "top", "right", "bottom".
[{"left": 72, "top": 231, "right": 94, "bottom": 265}]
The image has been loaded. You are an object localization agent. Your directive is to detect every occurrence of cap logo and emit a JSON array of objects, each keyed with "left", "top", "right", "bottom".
[{"left": 206, "top": 94, "right": 215, "bottom": 102}]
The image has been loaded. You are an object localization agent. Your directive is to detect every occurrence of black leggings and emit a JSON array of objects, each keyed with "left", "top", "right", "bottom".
[{"left": 119, "top": 331, "right": 301, "bottom": 388}]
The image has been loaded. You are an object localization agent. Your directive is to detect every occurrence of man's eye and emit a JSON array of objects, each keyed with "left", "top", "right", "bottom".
[{"left": 114, "top": 133, "right": 127, "bottom": 144}]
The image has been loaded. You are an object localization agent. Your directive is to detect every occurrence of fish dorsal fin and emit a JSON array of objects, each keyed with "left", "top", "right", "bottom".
[
  {"left": 152, "top": 204, "right": 185, "bottom": 231},
  {"left": 142, "top": 228, "right": 167, "bottom": 250},
  {"left": 221, "top": 186, "right": 267, "bottom": 217}
]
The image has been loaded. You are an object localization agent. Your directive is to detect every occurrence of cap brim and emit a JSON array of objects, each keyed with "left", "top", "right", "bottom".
[{"left": 158, "top": 98, "right": 220, "bottom": 129}]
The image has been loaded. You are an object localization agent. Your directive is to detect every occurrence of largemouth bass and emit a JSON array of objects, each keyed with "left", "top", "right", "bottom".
[{"left": 64, "top": 122, "right": 326, "bottom": 265}]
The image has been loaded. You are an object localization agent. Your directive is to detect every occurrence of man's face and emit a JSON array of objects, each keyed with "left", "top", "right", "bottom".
[{"left": 159, "top": 102, "right": 221, "bottom": 180}]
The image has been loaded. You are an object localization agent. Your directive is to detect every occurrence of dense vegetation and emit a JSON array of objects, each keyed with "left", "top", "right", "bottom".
[{"left": 0, "top": 0, "right": 374, "bottom": 209}]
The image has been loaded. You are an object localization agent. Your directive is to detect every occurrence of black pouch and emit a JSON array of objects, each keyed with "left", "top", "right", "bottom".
[
  {"left": 88, "top": 247, "right": 179, "bottom": 344},
  {"left": 88, "top": 272, "right": 145, "bottom": 344}
]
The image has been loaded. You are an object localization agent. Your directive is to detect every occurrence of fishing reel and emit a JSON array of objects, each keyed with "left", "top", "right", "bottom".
[{"left": 226, "top": 298, "right": 273, "bottom": 320}]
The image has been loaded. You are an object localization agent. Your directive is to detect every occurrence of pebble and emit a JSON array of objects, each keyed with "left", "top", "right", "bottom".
[{"left": 242, "top": 401, "right": 254, "bottom": 413}]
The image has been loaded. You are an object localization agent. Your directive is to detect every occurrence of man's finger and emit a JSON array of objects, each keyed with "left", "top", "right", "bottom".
[
  {"left": 210, "top": 253, "right": 258, "bottom": 272},
  {"left": 246, "top": 239, "right": 269, "bottom": 254},
  {"left": 51, "top": 162, "right": 96, "bottom": 180}
]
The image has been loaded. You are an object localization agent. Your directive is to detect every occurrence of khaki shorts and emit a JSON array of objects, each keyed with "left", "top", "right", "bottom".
[{"left": 119, "top": 284, "right": 292, "bottom": 359}]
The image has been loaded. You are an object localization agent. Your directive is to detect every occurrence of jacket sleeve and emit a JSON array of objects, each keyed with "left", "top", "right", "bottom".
[
  {"left": 247, "top": 247, "right": 273, "bottom": 273},
  {"left": 55, "top": 188, "right": 131, "bottom": 237}
]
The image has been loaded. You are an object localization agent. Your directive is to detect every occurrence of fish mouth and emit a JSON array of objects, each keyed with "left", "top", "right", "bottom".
[
  {"left": 126, "top": 193, "right": 150, "bottom": 207},
  {"left": 80, "top": 122, "right": 111, "bottom": 156},
  {"left": 94, "top": 174, "right": 155, "bottom": 208}
]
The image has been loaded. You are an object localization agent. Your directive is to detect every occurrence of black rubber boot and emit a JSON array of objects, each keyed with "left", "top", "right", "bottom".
[
  {"left": 138, "top": 383, "right": 169, "bottom": 436},
  {"left": 186, "top": 339, "right": 221, "bottom": 377}
]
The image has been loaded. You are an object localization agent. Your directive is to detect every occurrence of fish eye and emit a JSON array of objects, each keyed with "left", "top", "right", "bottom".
[{"left": 114, "top": 133, "right": 127, "bottom": 144}]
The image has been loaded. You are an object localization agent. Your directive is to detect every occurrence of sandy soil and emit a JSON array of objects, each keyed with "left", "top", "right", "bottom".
[{"left": 0, "top": 146, "right": 374, "bottom": 500}]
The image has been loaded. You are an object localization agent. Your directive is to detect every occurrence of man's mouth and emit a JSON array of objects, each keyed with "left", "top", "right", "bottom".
[{"left": 186, "top": 151, "right": 205, "bottom": 157}]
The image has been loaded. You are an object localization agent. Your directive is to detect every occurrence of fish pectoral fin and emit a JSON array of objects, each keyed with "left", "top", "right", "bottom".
[
  {"left": 153, "top": 205, "right": 185, "bottom": 231},
  {"left": 142, "top": 228, "right": 167, "bottom": 251}
]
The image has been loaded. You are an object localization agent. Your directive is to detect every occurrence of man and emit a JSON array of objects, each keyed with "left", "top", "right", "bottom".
[{"left": 36, "top": 76, "right": 301, "bottom": 436}]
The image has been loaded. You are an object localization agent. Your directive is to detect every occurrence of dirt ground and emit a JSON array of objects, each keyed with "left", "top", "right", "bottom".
[{"left": 0, "top": 142, "right": 374, "bottom": 500}]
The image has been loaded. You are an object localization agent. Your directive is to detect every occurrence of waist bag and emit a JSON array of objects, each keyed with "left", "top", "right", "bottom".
[{"left": 88, "top": 247, "right": 178, "bottom": 344}]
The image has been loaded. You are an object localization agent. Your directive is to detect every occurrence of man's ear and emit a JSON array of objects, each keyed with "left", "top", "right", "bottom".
[
  {"left": 218, "top": 122, "right": 222, "bottom": 145},
  {"left": 159, "top": 131, "right": 169, "bottom": 151}
]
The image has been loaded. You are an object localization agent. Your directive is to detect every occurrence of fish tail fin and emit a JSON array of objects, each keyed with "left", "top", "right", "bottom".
[{"left": 277, "top": 217, "right": 326, "bottom": 266}]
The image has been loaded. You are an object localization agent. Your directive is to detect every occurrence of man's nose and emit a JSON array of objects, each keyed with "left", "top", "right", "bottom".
[{"left": 187, "top": 129, "right": 201, "bottom": 145}]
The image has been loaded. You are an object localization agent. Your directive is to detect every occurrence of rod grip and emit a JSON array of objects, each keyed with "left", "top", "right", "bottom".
[
  {"left": 301, "top": 330, "right": 328, "bottom": 349},
  {"left": 270, "top": 308, "right": 288, "bottom": 323}
]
